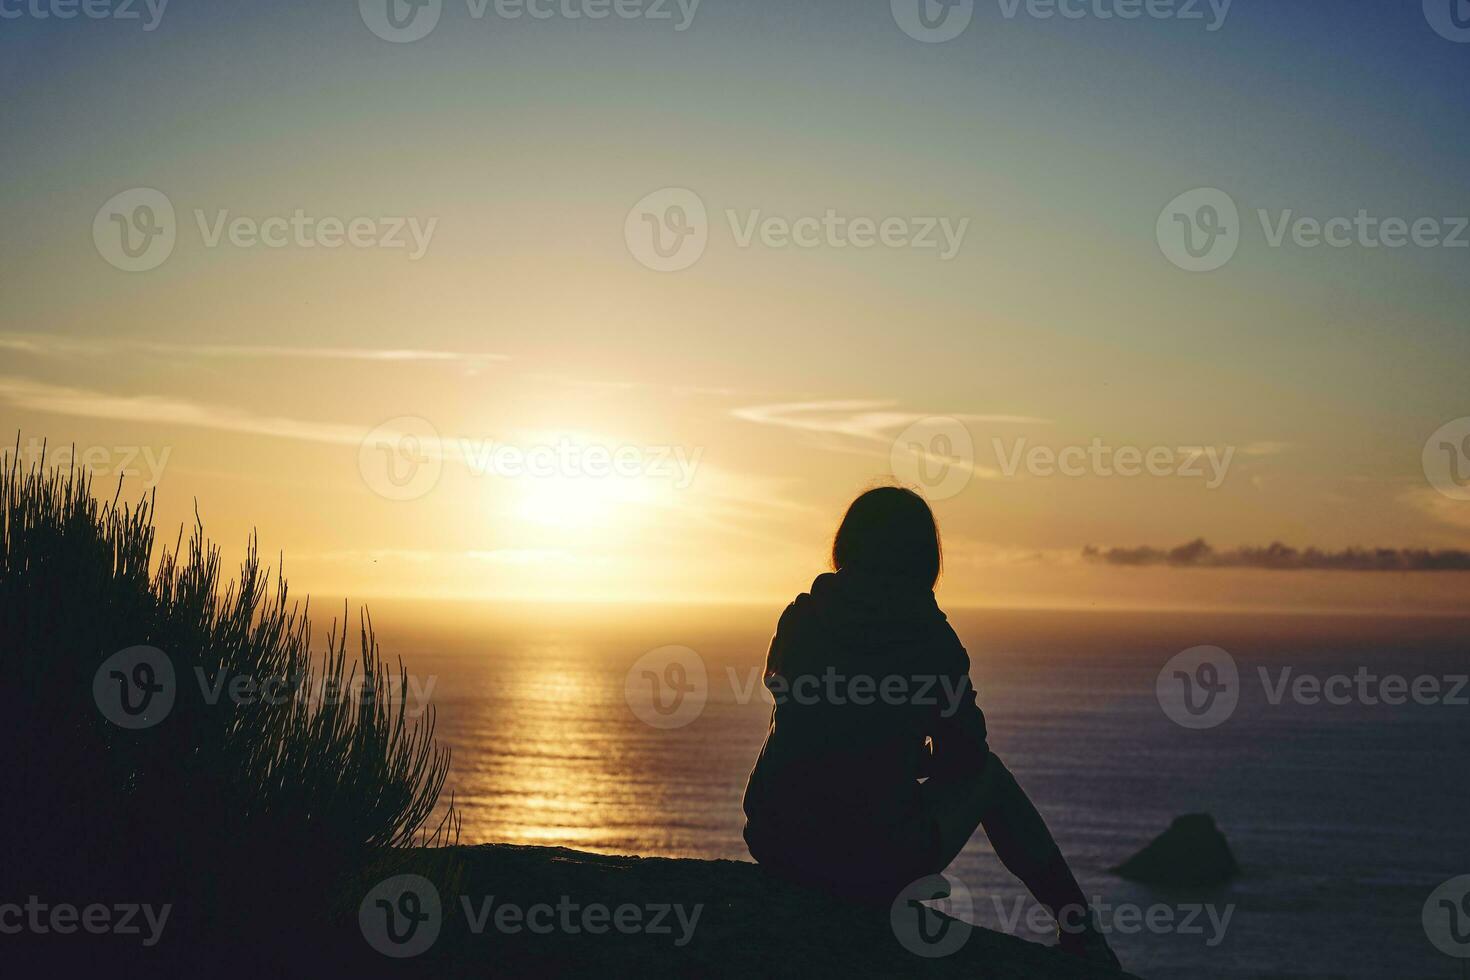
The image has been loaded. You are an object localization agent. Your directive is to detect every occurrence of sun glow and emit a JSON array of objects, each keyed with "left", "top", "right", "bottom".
[
  {"left": 510, "top": 466, "right": 673, "bottom": 531},
  {"left": 514, "top": 476, "right": 622, "bottom": 528}
]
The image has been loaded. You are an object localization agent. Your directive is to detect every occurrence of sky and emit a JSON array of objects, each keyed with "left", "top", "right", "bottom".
[{"left": 2, "top": 0, "right": 1469, "bottom": 613}]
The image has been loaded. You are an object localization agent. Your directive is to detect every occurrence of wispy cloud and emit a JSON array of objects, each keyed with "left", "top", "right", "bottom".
[
  {"left": 0, "top": 333, "right": 507, "bottom": 365},
  {"left": 1082, "top": 538, "right": 1470, "bottom": 571},
  {"left": 0, "top": 376, "right": 367, "bottom": 447},
  {"left": 0, "top": 376, "right": 813, "bottom": 544},
  {"left": 1400, "top": 487, "right": 1470, "bottom": 538},
  {"left": 0, "top": 377, "right": 520, "bottom": 463},
  {"left": 526, "top": 370, "right": 771, "bottom": 399},
  {"left": 731, "top": 399, "right": 1050, "bottom": 483},
  {"left": 943, "top": 537, "right": 1080, "bottom": 568},
  {"left": 1239, "top": 441, "right": 1292, "bottom": 456},
  {"left": 299, "top": 548, "right": 579, "bottom": 566},
  {"left": 731, "top": 400, "right": 1048, "bottom": 441}
]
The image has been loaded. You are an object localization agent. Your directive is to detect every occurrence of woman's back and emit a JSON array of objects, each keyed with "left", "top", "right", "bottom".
[
  {"left": 741, "top": 569, "right": 988, "bottom": 891},
  {"left": 739, "top": 487, "right": 1123, "bottom": 968}
]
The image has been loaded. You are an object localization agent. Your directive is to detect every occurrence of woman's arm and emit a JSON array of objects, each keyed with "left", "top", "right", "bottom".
[{"left": 927, "top": 627, "right": 991, "bottom": 778}]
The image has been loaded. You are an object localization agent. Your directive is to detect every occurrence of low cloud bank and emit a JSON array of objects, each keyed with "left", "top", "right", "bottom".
[{"left": 1082, "top": 538, "right": 1470, "bottom": 571}]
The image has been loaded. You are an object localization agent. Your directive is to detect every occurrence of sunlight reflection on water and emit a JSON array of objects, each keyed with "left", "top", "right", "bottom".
[{"left": 396, "top": 608, "right": 1469, "bottom": 979}]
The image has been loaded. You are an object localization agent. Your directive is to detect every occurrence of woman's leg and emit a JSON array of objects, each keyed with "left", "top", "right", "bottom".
[{"left": 920, "top": 752, "right": 1120, "bottom": 967}]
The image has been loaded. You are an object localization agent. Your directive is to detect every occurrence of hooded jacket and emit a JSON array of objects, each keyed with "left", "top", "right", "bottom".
[{"left": 741, "top": 570, "right": 990, "bottom": 893}]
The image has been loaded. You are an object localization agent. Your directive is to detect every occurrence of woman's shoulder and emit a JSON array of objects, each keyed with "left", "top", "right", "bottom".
[
  {"left": 775, "top": 590, "right": 818, "bottom": 639},
  {"left": 926, "top": 609, "right": 971, "bottom": 671},
  {"left": 777, "top": 573, "right": 836, "bottom": 622}
]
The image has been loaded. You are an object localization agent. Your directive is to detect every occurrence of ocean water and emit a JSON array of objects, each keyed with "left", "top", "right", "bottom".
[{"left": 383, "top": 604, "right": 1470, "bottom": 979}]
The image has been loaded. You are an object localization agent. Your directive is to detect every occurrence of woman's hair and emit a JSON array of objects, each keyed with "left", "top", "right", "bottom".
[{"left": 830, "top": 486, "right": 942, "bottom": 589}]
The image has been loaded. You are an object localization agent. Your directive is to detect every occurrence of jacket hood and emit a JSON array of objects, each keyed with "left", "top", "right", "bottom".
[{"left": 795, "top": 570, "right": 945, "bottom": 654}]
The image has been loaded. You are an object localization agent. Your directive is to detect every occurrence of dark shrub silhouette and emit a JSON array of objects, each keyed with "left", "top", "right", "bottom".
[{"left": 0, "top": 442, "right": 457, "bottom": 968}]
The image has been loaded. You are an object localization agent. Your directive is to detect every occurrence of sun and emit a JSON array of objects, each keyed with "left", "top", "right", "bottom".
[
  {"left": 510, "top": 467, "right": 672, "bottom": 531},
  {"left": 514, "top": 475, "right": 620, "bottom": 528}
]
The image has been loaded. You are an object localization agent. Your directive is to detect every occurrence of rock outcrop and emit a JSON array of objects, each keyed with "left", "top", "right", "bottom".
[
  {"left": 361, "top": 843, "right": 1144, "bottom": 977},
  {"left": 1111, "top": 813, "right": 1239, "bottom": 887}
]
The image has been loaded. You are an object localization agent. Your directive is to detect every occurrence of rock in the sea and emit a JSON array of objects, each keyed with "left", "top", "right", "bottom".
[{"left": 1112, "top": 813, "right": 1239, "bottom": 886}]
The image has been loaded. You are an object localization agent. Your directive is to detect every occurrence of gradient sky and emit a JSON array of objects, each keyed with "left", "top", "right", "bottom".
[{"left": 3, "top": 0, "right": 1469, "bottom": 612}]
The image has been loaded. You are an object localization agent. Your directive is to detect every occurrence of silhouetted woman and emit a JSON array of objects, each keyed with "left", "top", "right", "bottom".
[{"left": 742, "top": 486, "right": 1121, "bottom": 968}]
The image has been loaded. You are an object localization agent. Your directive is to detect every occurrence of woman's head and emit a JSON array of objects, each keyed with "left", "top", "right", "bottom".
[{"left": 831, "top": 486, "right": 942, "bottom": 589}]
